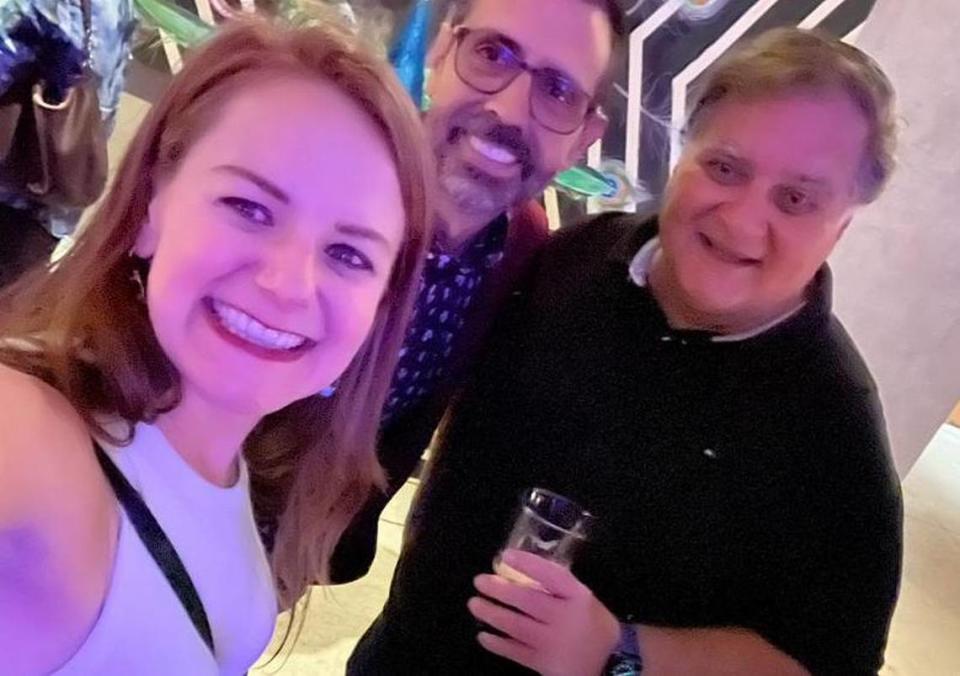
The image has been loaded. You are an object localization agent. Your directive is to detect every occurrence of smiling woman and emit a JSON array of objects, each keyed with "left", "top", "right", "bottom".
[{"left": 0, "top": 16, "right": 432, "bottom": 675}]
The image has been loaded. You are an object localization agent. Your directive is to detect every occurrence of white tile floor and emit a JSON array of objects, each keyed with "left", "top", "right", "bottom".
[
  {"left": 250, "top": 482, "right": 415, "bottom": 674},
  {"left": 882, "top": 424, "right": 960, "bottom": 675}
]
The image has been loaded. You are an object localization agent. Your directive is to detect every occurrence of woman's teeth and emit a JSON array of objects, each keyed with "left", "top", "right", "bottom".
[
  {"left": 468, "top": 134, "right": 518, "bottom": 165},
  {"left": 211, "top": 299, "right": 306, "bottom": 351}
]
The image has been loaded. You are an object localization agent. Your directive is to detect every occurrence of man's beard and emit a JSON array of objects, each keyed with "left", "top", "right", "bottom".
[{"left": 430, "top": 107, "right": 554, "bottom": 221}]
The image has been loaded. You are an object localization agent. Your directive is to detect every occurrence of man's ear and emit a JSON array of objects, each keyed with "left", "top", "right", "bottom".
[{"left": 569, "top": 108, "right": 609, "bottom": 165}]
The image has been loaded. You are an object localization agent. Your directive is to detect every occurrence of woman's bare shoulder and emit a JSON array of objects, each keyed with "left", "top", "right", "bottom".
[
  {"left": 0, "top": 362, "right": 98, "bottom": 506},
  {"left": 0, "top": 362, "right": 118, "bottom": 667},
  {"left": 0, "top": 358, "right": 116, "bottom": 538},
  {"left": 0, "top": 360, "right": 115, "bottom": 529}
]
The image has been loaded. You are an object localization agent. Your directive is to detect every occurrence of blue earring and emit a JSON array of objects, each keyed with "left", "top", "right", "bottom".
[{"left": 319, "top": 380, "right": 339, "bottom": 398}]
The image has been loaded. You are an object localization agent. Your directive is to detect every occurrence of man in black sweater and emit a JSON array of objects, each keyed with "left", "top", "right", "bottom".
[{"left": 349, "top": 28, "right": 903, "bottom": 675}]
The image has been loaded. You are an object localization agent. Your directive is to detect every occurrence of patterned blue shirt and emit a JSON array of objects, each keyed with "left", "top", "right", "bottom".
[{"left": 383, "top": 215, "right": 508, "bottom": 423}]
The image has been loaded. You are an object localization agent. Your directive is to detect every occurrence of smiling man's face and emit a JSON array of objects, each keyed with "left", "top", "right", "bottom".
[
  {"left": 424, "top": 0, "right": 612, "bottom": 232},
  {"left": 656, "top": 91, "right": 868, "bottom": 330}
]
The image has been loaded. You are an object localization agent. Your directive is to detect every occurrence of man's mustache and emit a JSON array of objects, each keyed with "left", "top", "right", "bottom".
[{"left": 447, "top": 114, "right": 535, "bottom": 180}]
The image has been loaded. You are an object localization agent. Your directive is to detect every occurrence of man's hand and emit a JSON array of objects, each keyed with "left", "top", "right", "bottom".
[{"left": 467, "top": 549, "right": 620, "bottom": 676}]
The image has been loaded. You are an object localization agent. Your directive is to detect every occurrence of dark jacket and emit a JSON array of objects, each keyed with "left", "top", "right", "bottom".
[
  {"left": 328, "top": 200, "right": 550, "bottom": 584},
  {"left": 348, "top": 214, "right": 903, "bottom": 674}
]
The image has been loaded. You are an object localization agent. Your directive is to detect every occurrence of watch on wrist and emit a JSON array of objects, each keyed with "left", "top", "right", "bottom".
[{"left": 603, "top": 621, "right": 643, "bottom": 675}]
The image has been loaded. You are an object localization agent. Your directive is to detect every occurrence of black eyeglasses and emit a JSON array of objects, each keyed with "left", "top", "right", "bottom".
[{"left": 452, "top": 27, "right": 600, "bottom": 135}]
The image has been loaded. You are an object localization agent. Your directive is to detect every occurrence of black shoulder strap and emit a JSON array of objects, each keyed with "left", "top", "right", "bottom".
[{"left": 94, "top": 442, "right": 216, "bottom": 655}]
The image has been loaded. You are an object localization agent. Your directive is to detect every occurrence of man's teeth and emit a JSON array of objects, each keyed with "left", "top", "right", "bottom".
[
  {"left": 704, "top": 235, "right": 759, "bottom": 265},
  {"left": 468, "top": 134, "right": 518, "bottom": 165},
  {"left": 211, "top": 300, "right": 306, "bottom": 351}
]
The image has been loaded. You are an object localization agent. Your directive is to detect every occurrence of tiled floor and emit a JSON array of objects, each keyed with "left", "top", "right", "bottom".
[
  {"left": 882, "top": 424, "right": 960, "bottom": 675},
  {"left": 250, "top": 424, "right": 960, "bottom": 675},
  {"left": 250, "top": 482, "right": 415, "bottom": 674}
]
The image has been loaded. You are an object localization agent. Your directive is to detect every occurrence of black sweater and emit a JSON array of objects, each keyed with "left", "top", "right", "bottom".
[{"left": 350, "top": 214, "right": 903, "bottom": 675}]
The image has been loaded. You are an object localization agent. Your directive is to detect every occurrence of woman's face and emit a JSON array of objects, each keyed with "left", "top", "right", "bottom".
[{"left": 135, "top": 74, "right": 406, "bottom": 419}]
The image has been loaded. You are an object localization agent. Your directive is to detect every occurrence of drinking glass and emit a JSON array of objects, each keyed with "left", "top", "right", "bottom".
[{"left": 494, "top": 487, "right": 594, "bottom": 589}]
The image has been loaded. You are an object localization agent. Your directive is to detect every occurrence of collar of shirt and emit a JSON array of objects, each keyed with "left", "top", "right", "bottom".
[
  {"left": 381, "top": 214, "right": 509, "bottom": 422},
  {"left": 428, "top": 213, "right": 508, "bottom": 273},
  {"left": 627, "top": 235, "right": 805, "bottom": 343}
]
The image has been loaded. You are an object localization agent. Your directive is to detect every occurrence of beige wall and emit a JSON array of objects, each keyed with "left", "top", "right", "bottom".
[{"left": 831, "top": 0, "right": 960, "bottom": 476}]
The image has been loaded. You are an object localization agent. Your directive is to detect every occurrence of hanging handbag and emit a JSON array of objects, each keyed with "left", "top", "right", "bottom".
[{"left": 0, "top": 0, "right": 108, "bottom": 210}]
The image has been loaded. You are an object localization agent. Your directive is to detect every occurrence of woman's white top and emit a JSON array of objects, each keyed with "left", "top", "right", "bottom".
[{"left": 53, "top": 423, "right": 277, "bottom": 675}]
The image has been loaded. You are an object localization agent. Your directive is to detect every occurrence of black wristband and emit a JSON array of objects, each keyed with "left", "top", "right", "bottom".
[
  {"left": 604, "top": 652, "right": 643, "bottom": 676},
  {"left": 604, "top": 622, "right": 643, "bottom": 675}
]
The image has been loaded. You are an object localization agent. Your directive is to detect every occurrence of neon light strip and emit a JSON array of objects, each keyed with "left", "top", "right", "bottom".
[
  {"left": 625, "top": 0, "right": 685, "bottom": 206},
  {"left": 669, "top": 0, "right": 779, "bottom": 170}
]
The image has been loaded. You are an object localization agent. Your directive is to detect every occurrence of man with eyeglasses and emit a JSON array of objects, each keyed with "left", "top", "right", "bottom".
[{"left": 326, "top": 0, "right": 623, "bottom": 588}]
